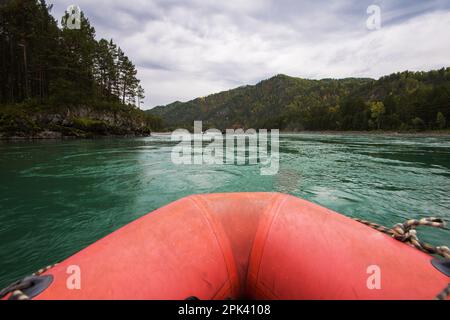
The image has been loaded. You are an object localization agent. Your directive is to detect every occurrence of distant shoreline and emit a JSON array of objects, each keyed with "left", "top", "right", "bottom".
[
  {"left": 152, "top": 130, "right": 450, "bottom": 136},
  {"left": 1, "top": 130, "right": 448, "bottom": 141},
  {"left": 0, "top": 132, "right": 151, "bottom": 141},
  {"left": 279, "top": 130, "right": 450, "bottom": 137}
]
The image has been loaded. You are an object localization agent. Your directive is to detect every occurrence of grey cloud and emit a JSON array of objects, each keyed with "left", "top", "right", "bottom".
[
  {"left": 49, "top": 0, "right": 450, "bottom": 107},
  {"left": 139, "top": 60, "right": 173, "bottom": 72}
]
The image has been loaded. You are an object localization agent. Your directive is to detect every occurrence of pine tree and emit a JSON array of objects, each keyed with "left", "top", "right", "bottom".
[
  {"left": 118, "top": 51, "right": 138, "bottom": 105},
  {"left": 107, "top": 39, "right": 119, "bottom": 99},
  {"left": 0, "top": 0, "right": 60, "bottom": 103},
  {"left": 136, "top": 85, "right": 145, "bottom": 108},
  {"left": 59, "top": 10, "right": 97, "bottom": 103}
]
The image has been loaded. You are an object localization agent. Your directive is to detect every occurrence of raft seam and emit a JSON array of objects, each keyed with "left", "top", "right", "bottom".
[
  {"left": 246, "top": 193, "right": 289, "bottom": 299},
  {"left": 188, "top": 195, "right": 239, "bottom": 299}
]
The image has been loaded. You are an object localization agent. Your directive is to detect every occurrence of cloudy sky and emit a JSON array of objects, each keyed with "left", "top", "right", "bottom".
[{"left": 50, "top": 0, "right": 450, "bottom": 109}]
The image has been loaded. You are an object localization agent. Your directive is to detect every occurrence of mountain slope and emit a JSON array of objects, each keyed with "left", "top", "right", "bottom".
[{"left": 148, "top": 68, "right": 450, "bottom": 131}]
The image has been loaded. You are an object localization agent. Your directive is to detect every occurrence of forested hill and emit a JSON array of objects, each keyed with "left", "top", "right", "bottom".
[
  {"left": 149, "top": 69, "right": 450, "bottom": 132},
  {"left": 0, "top": 0, "right": 161, "bottom": 138}
]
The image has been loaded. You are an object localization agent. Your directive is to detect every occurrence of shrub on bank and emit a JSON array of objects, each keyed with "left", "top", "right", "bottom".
[
  {"left": 0, "top": 106, "right": 40, "bottom": 136},
  {"left": 72, "top": 117, "right": 109, "bottom": 134}
]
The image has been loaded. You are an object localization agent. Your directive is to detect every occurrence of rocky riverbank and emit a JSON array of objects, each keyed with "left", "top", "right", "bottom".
[{"left": 0, "top": 105, "right": 161, "bottom": 140}]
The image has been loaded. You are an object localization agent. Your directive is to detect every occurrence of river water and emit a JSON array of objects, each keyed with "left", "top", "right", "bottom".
[{"left": 0, "top": 133, "right": 449, "bottom": 287}]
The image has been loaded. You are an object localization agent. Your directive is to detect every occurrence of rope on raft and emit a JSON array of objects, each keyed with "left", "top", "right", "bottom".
[
  {"left": 353, "top": 216, "right": 450, "bottom": 300},
  {"left": 352, "top": 217, "right": 450, "bottom": 259},
  {"left": 436, "top": 284, "right": 450, "bottom": 300},
  {"left": 0, "top": 263, "right": 58, "bottom": 300}
]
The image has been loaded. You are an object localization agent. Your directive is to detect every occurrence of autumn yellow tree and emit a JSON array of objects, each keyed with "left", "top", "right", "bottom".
[{"left": 369, "top": 101, "right": 385, "bottom": 130}]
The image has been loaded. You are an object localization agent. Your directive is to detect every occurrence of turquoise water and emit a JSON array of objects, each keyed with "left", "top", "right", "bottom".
[{"left": 0, "top": 134, "right": 449, "bottom": 288}]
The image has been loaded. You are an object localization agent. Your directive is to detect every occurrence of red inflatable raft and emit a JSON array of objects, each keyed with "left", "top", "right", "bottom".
[{"left": 2, "top": 193, "right": 449, "bottom": 300}]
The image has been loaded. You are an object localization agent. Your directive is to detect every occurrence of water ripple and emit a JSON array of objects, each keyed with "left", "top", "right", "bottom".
[{"left": 0, "top": 134, "right": 449, "bottom": 288}]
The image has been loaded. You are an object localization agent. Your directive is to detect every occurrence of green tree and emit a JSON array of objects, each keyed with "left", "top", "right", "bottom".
[
  {"left": 0, "top": 0, "right": 60, "bottom": 103},
  {"left": 136, "top": 85, "right": 145, "bottom": 109},
  {"left": 411, "top": 117, "right": 425, "bottom": 131},
  {"left": 436, "top": 112, "right": 446, "bottom": 129},
  {"left": 369, "top": 101, "right": 385, "bottom": 130},
  {"left": 117, "top": 50, "right": 138, "bottom": 104},
  {"left": 0, "top": 1, "right": 143, "bottom": 107},
  {"left": 339, "top": 97, "right": 368, "bottom": 130}
]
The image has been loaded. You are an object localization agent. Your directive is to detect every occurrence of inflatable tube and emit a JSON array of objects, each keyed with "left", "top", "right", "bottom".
[{"left": 2, "top": 193, "right": 449, "bottom": 299}]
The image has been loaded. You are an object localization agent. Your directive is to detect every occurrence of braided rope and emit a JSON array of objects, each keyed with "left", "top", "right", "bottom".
[
  {"left": 33, "top": 263, "right": 58, "bottom": 276},
  {"left": 353, "top": 217, "right": 450, "bottom": 259},
  {"left": 353, "top": 217, "right": 450, "bottom": 300},
  {"left": 9, "top": 290, "right": 30, "bottom": 300},
  {"left": 436, "top": 284, "right": 450, "bottom": 300},
  {"left": 1, "top": 263, "right": 58, "bottom": 300}
]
